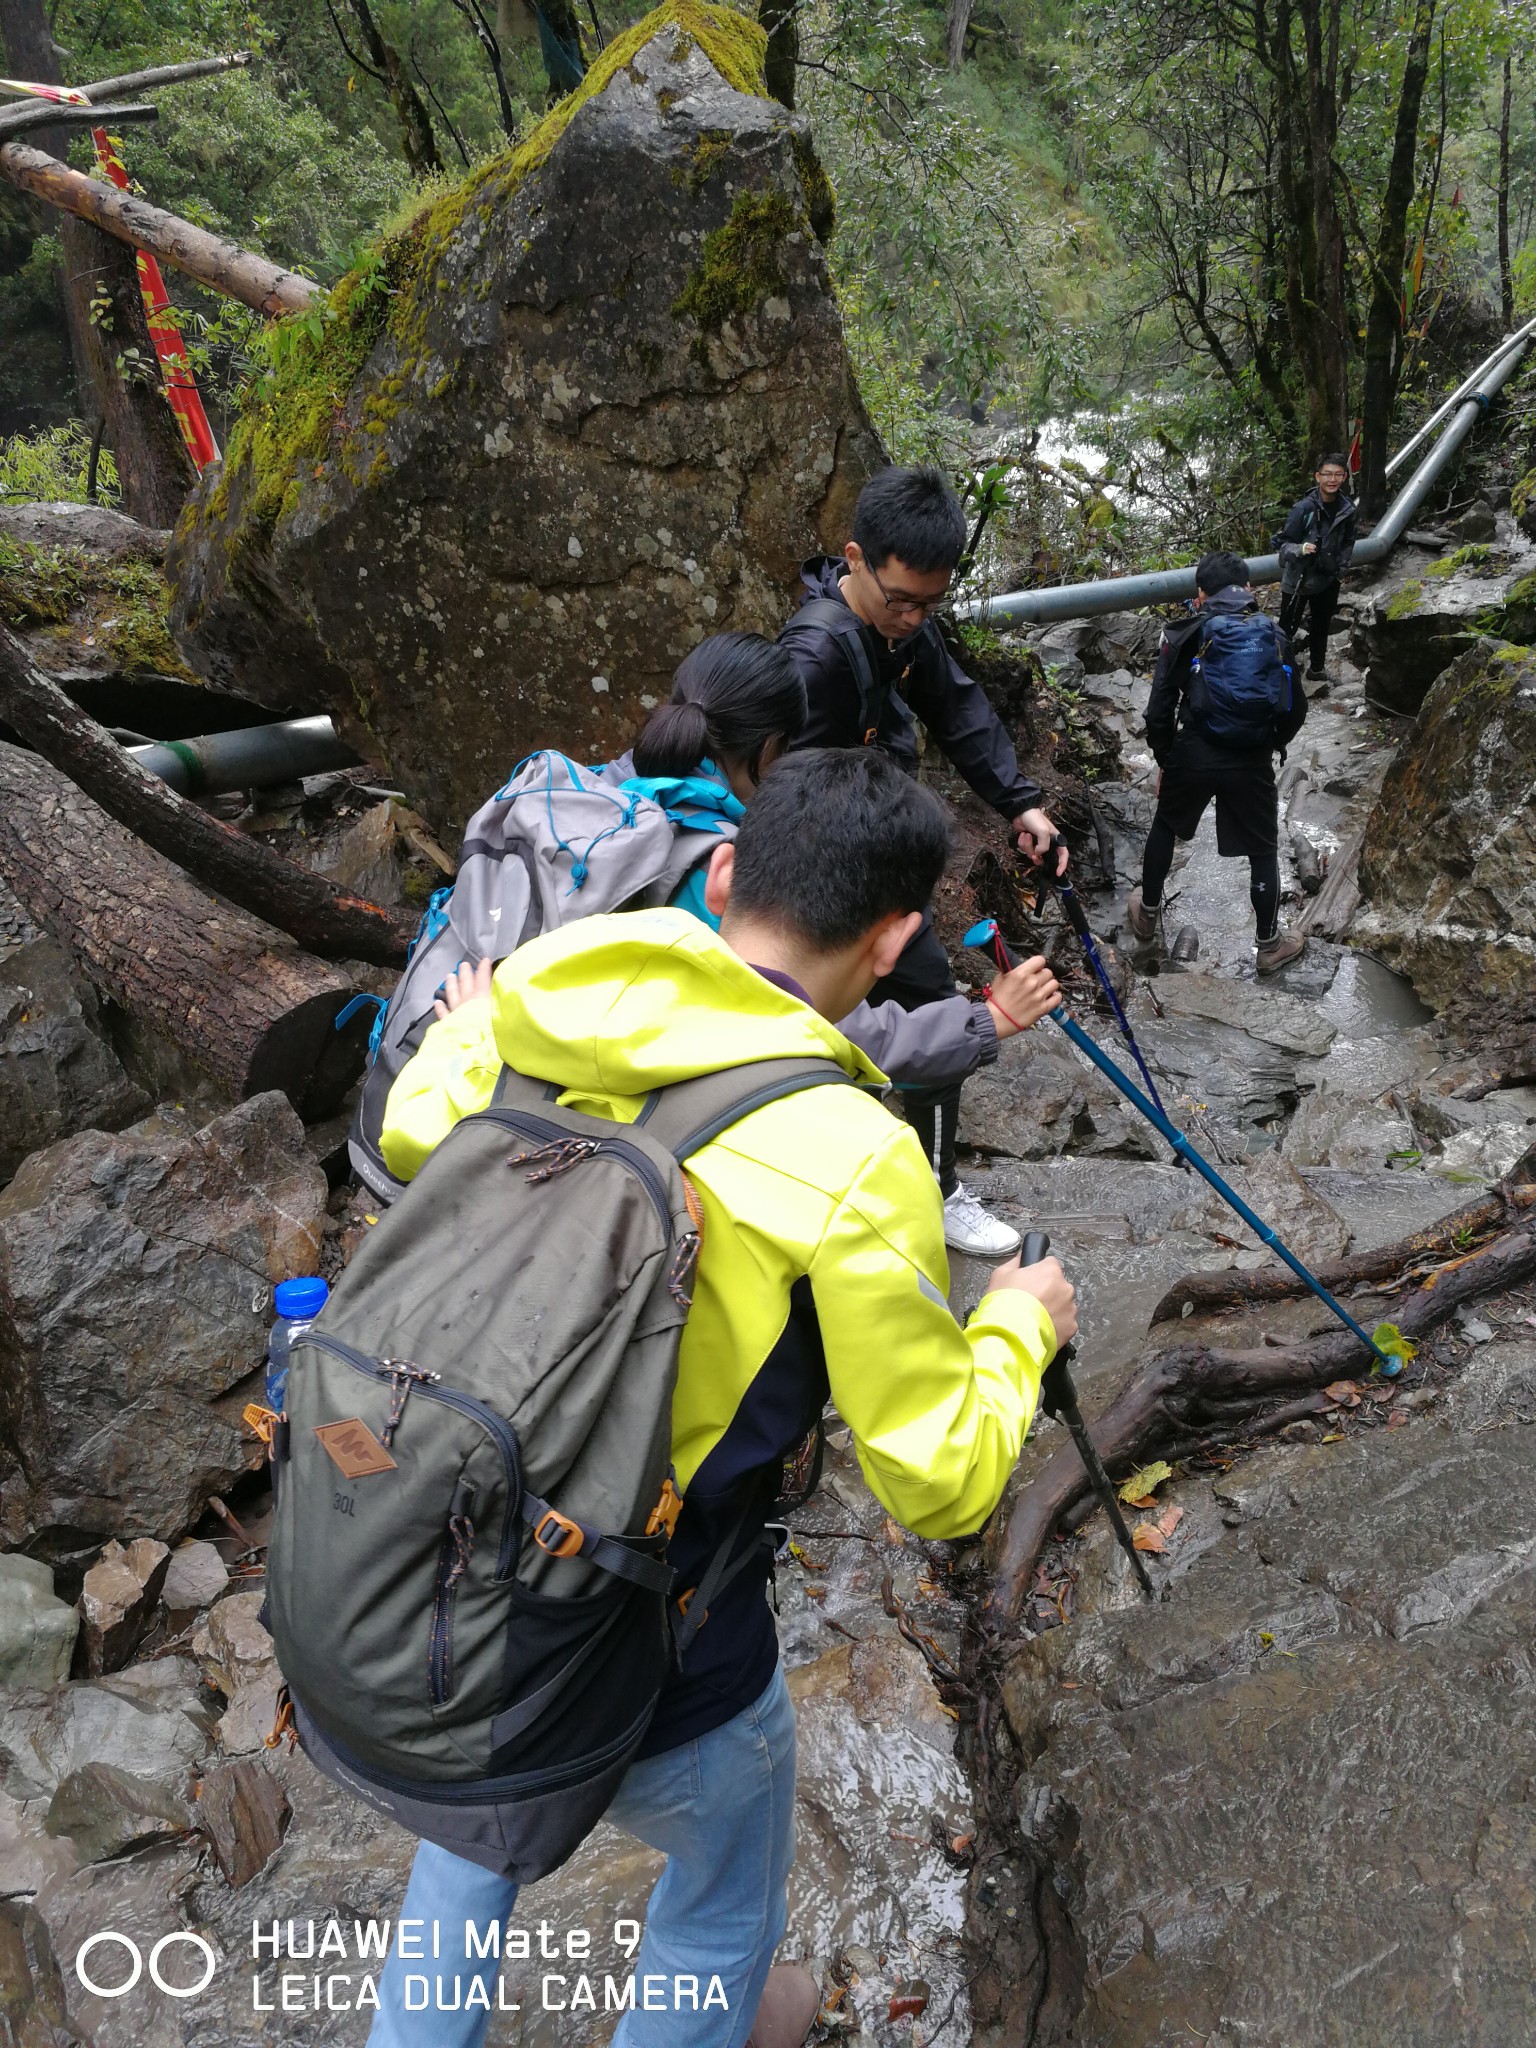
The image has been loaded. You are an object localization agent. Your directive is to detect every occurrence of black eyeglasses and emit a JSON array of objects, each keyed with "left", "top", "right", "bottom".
[{"left": 866, "top": 560, "right": 951, "bottom": 618}]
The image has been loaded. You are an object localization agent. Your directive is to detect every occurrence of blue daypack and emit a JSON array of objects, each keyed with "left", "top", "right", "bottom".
[{"left": 1187, "top": 611, "right": 1291, "bottom": 749}]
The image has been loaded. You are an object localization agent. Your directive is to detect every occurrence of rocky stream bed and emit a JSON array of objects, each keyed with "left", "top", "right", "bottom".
[{"left": 4, "top": 528, "right": 1534, "bottom": 2048}]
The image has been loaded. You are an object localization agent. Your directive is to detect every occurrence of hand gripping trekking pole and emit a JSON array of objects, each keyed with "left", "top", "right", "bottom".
[
  {"left": 1021, "top": 1229, "right": 1155, "bottom": 1598},
  {"left": 1036, "top": 836, "right": 1168, "bottom": 1116},
  {"left": 963, "top": 917, "right": 1396, "bottom": 1374}
]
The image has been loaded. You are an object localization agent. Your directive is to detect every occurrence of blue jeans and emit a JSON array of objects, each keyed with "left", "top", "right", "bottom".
[{"left": 367, "top": 1663, "right": 797, "bottom": 2048}]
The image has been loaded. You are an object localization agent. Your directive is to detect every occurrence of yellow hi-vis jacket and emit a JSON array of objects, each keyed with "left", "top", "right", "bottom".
[{"left": 380, "top": 908, "right": 1056, "bottom": 1541}]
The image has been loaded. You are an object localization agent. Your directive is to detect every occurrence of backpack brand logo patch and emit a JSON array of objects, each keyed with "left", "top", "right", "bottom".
[{"left": 314, "top": 1419, "right": 398, "bottom": 1478}]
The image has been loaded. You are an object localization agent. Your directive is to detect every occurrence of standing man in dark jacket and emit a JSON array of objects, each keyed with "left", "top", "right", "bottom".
[
  {"left": 1127, "top": 551, "right": 1309, "bottom": 972},
  {"left": 777, "top": 465, "right": 1065, "bottom": 1259},
  {"left": 1276, "top": 453, "right": 1355, "bottom": 681}
]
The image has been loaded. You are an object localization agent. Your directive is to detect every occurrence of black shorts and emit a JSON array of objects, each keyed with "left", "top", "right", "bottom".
[{"left": 1154, "top": 731, "right": 1278, "bottom": 859}]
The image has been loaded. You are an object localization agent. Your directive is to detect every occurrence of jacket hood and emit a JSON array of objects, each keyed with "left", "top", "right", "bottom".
[
  {"left": 1304, "top": 484, "right": 1355, "bottom": 520},
  {"left": 800, "top": 554, "right": 850, "bottom": 603},
  {"left": 1204, "top": 584, "right": 1258, "bottom": 615},
  {"left": 488, "top": 907, "right": 884, "bottom": 1102}
]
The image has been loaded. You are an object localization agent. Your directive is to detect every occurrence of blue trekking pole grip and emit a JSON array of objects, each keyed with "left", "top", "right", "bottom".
[{"left": 962, "top": 917, "right": 1394, "bottom": 1374}]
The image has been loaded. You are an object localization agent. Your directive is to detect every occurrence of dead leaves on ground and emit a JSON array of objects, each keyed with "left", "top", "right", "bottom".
[{"left": 1132, "top": 1502, "right": 1185, "bottom": 1554}]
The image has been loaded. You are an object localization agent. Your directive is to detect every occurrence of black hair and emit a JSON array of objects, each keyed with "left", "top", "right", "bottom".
[
  {"left": 852, "top": 465, "right": 967, "bottom": 574},
  {"left": 726, "top": 749, "right": 952, "bottom": 951},
  {"left": 1316, "top": 452, "right": 1350, "bottom": 474},
  {"left": 1196, "top": 549, "right": 1250, "bottom": 596},
  {"left": 630, "top": 632, "right": 806, "bottom": 784}
]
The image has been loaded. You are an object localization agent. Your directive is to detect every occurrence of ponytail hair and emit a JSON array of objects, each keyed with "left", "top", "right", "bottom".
[{"left": 631, "top": 632, "right": 807, "bottom": 784}]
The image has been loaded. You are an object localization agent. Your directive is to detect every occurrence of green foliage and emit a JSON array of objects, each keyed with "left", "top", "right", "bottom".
[
  {"left": 1370, "top": 1321, "right": 1418, "bottom": 1371},
  {"left": 0, "top": 424, "right": 118, "bottom": 506}
]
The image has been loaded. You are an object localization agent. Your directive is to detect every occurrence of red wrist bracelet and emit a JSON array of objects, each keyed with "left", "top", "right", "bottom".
[{"left": 983, "top": 983, "right": 1025, "bottom": 1031}]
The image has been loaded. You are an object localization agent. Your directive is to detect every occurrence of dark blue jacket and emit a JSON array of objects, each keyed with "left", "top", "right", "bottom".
[{"left": 1278, "top": 487, "right": 1356, "bottom": 595}]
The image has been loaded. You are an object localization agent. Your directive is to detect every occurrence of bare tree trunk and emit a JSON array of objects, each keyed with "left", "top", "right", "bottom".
[
  {"left": 0, "top": 140, "right": 318, "bottom": 315},
  {"left": 1498, "top": 54, "right": 1515, "bottom": 332},
  {"left": 0, "top": 624, "right": 415, "bottom": 968},
  {"left": 759, "top": 0, "right": 797, "bottom": 107},
  {"left": 945, "top": 0, "right": 973, "bottom": 70},
  {"left": 1268, "top": 0, "right": 1351, "bottom": 456},
  {"left": 0, "top": 0, "right": 196, "bottom": 521},
  {"left": 1357, "top": 0, "right": 1436, "bottom": 516},
  {"left": 0, "top": 743, "right": 374, "bottom": 1115},
  {"left": 328, "top": 0, "right": 443, "bottom": 177}
]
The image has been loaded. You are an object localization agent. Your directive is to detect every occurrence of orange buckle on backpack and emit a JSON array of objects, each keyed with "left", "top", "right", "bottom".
[
  {"left": 676, "top": 1586, "right": 708, "bottom": 1629},
  {"left": 646, "top": 1477, "right": 684, "bottom": 1540},
  {"left": 863, "top": 726, "right": 878, "bottom": 745},
  {"left": 265, "top": 1684, "right": 297, "bottom": 1753},
  {"left": 242, "top": 1402, "right": 277, "bottom": 1446},
  {"left": 533, "top": 1509, "right": 585, "bottom": 1559}
]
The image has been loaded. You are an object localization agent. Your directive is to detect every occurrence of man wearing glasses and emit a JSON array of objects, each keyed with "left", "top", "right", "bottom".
[{"left": 777, "top": 465, "right": 1065, "bottom": 1259}]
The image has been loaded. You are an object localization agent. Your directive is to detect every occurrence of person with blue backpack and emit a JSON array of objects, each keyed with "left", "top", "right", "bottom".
[{"left": 1127, "top": 550, "right": 1309, "bottom": 971}]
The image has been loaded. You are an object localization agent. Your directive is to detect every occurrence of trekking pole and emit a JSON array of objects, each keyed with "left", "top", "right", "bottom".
[
  {"left": 1020, "top": 1229, "right": 1155, "bottom": 1598},
  {"left": 963, "top": 917, "right": 1396, "bottom": 1374},
  {"left": 1033, "top": 838, "right": 1168, "bottom": 1116}
]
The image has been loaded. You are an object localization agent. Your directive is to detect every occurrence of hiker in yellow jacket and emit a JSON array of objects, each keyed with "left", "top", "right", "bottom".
[{"left": 370, "top": 748, "right": 1072, "bottom": 2048}]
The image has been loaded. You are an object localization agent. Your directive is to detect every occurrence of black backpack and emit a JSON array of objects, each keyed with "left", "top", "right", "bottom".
[
  {"left": 266, "top": 1055, "right": 852, "bottom": 1882},
  {"left": 1186, "top": 611, "right": 1292, "bottom": 749},
  {"left": 781, "top": 596, "right": 936, "bottom": 745}
]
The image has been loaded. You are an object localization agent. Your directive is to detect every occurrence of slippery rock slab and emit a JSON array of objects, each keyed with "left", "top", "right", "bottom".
[
  {"left": 0, "top": 1091, "right": 327, "bottom": 1552},
  {"left": 79, "top": 1537, "right": 171, "bottom": 1676},
  {"left": 1003, "top": 1401, "right": 1536, "bottom": 2047},
  {"left": 0, "top": 1786, "right": 80, "bottom": 1899},
  {"left": 169, "top": 0, "right": 882, "bottom": 838},
  {"left": 0, "top": 1553, "right": 77, "bottom": 1689},
  {"left": 29, "top": 1840, "right": 205, "bottom": 2047},
  {"left": 1356, "top": 639, "right": 1536, "bottom": 1010},
  {"left": 0, "top": 936, "right": 147, "bottom": 1185},
  {"left": 1148, "top": 970, "right": 1337, "bottom": 1056},
  {"left": 196, "top": 1757, "right": 290, "bottom": 1887},
  {"left": 1280, "top": 1088, "right": 1418, "bottom": 1170},
  {"left": 1350, "top": 542, "right": 1536, "bottom": 712}
]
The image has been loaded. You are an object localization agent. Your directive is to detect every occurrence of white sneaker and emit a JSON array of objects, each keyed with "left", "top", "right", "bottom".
[{"left": 942, "top": 1182, "right": 1022, "bottom": 1257}]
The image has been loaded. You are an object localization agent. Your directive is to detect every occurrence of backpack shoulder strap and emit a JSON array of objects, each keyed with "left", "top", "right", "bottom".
[
  {"left": 638, "top": 1056, "right": 861, "bottom": 1163},
  {"left": 783, "top": 597, "right": 885, "bottom": 743}
]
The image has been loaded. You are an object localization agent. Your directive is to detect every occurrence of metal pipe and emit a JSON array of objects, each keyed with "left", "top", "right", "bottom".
[
  {"left": 964, "top": 324, "right": 1536, "bottom": 629},
  {"left": 126, "top": 715, "right": 360, "bottom": 796},
  {"left": 1385, "top": 315, "right": 1536, "bottom": 479}
]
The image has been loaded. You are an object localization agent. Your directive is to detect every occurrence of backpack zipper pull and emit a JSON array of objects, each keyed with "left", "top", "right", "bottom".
[
  {"left": 507, "top": 1137, "right": 599, "bottom": 1183},
  {"left": 379, "top": 1358, "right": 440, "bottom": 1447}
]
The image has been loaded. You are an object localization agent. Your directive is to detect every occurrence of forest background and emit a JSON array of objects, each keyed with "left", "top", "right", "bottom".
[{"left": 1, "top": 0, "right": 1533, "bottom": 590}]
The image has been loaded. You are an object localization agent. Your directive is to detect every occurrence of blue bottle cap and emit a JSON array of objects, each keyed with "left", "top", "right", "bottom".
[{"left": 275, "top": 1276, "right": 329, "bottom": 1319}]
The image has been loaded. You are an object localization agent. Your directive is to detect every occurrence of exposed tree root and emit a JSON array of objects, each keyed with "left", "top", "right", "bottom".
[
  {"left": 985, "top": 1222, "right": 1536, "bottom": 1627},
  {"left": 1150, "top": 1182, "right": 1535, "bottom": 1324}
]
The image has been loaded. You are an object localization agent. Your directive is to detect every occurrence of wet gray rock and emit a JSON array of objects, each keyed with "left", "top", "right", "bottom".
[
  {"left": 1356, "top": 639, "right": 1536, "bottom": 1012},
  {"left": 168, "top": 8, "right": 881, "bottom": 838},
  {"left": 0, "top": 1554, "right": 77, "bottom": 1690},
  {"left": 0, "top": 1091, "right": 327, "bottom": 1554},
  {"left": 29, "top": 1839, "right": 205, "bottom": 2046},
  {"left": 0, "top": 937, "right": 147, "bottom": 1186},
  {"left": 1350, "top": 543, "right": 1536, "bottom": 712},
  {"left": 43, "top": 1760, "right": 191, "bottom": 1865},
  {"left": 0, "top": 501, "right": 169, "bottom": 564},
  {"left": 1150, "top": 971, "right": 1337, "bottom": 1056},
  {"left": 1002, "top": 1368, "right": 1536, "bottom": 2046},
  {"left": 160, "top": 1538, "right": 229, "bottom": 1618},
  {"left": 1280, "top": 1088, "right": 1418, "bottom": 1169},
  {"left": 194, "top": 1591, "right": 274, "bottom": 1699},
  {"left": 959, "top": 1035, "right": 1160, "bottom": 1163},
  {"left": 0, "top": 1660, "right": 209, "bottom": 1818},
  {"left": 1219, "top": 1150, "right": 1351, "bottom": 1264},
  {"left": 1448, "top": 496, "right": 1498, "bottom": 542}
]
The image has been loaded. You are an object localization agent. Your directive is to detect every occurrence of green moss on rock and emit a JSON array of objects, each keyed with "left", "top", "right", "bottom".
[
  {"left": 203, "top": 0, "right": 770, "bottom": 545},
  {"left": 672, "top": 188, "right": 799, "bottom": 334},
  {"left": 1383, "top": 579, "right": 1424, "bottom": 622},
  {"left": 1424, "top": 543, "right": 1499, "bottom": 579},
  {"left": 0, "top": 535, "right": 195, "bottom": 680}
]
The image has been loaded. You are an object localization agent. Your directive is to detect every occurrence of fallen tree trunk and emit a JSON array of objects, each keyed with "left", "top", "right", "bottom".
[
  {"left": 0, "top": 137, "right": 319, "bottom": 316},
  {"left": 1151, "top": 1183, "right": 1536, "bottom": 1323},
  {"left": 0, "top": 742, "right": 372, "bottom": 1116},
  {"left": 0, "top": 624, "right": 413, "bottom": 967},
  {"left": 986, "top": 1223, "right": 1536, "bottom": 1626}
]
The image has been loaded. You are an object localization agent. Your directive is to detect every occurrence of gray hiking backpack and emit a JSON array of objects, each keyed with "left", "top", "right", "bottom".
[
  {"left": 348, "top": 751, "right": 736, "bottom": 1203},
  {"left": 267, "top": 1054, "right": 851, "bottom": 1881}
]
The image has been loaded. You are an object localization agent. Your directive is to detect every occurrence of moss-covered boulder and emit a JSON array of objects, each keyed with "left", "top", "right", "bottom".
[
  {"left": 167, "top": 0, "right": 882, "bottom": 836},
  {"left": 0, "top": 502, "right": 195, "bottom": 688},
  {"left": 1356, "top": 640, "right": 1536, "bottom": 1014},
  {"left": 1351, "top": 539, "right": 1536, "bottom": 713}
]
